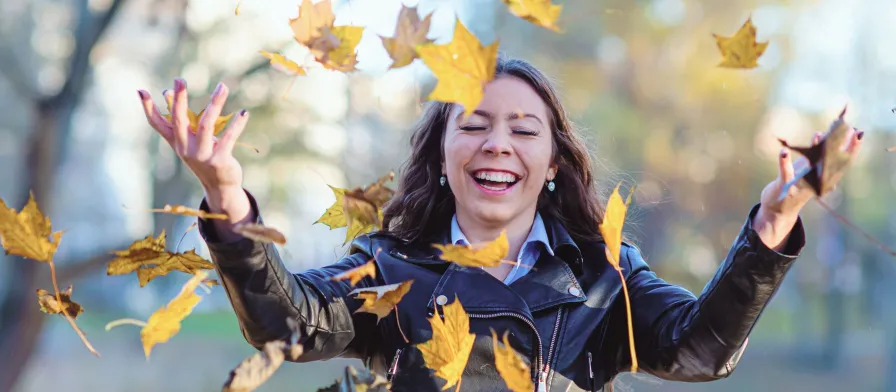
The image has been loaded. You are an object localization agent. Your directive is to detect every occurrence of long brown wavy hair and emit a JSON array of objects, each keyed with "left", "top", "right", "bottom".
[{"left": 382, "top": 56, "right": 606, "bottom": 246}]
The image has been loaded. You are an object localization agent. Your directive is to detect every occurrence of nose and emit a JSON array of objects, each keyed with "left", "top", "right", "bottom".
[{"left": 481, "top": 127, "right": 513, "bottom": 157}]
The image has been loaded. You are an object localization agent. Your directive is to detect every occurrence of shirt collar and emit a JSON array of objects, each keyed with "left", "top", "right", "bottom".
[{"left": 450, "top": 212, "right": 555, "bottom": 256}]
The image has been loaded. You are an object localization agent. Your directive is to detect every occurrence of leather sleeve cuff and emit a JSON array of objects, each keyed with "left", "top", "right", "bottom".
[
  {"left": 197, "top": 189, "right": 269, "bottom": 267},
  {"left": 741, "top": 203, "right": 806, "bottom": 260}
]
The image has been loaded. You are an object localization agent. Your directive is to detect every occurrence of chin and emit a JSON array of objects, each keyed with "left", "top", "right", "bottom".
[{"left": 467, "top": 204, "right": 516, "bottom": 225}]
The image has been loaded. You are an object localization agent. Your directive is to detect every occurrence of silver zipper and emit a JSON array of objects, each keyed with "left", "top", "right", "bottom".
[
  {"left": 587, "top": 351, "right": 594, "bottom": 391},
  {"left": 538, "top": 308, "right": 564, "bottom": 392},
  {"left": 467, "top": 311, "right": 544, "bottom": 383},
  {"left": 387, "top": 348, "right": 402, "bottom": 382}
]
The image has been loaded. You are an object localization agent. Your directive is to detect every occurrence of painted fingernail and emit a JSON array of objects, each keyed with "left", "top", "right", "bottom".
[
  {"left": 175, "top": 78, "right": 185, "bottom": 91},
  {"left": 857, "top": 130, "right": 865, "bottom": 140},
  {"left": 213, "top": 82, "right": 223, "bottom": 96},
  {"left": 239, "top": 109, "right": 248, "bottom": 117},
  {"left": 780, "top": 150, "right": 788, "bottom": 158},
  {"left": 137, "top": 90, "right": 147, "bottom": 100}
]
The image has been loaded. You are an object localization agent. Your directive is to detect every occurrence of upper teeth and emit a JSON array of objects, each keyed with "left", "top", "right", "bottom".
[{"left": 475, "top": 171, "right": 518, "bottom": 183}]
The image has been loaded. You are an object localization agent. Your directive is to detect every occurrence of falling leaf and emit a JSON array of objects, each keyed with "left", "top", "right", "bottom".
[
  {"left": 416, "top": 18, "right": 499, "bottom": 118},
  {"left": 713, "top": 17, "right": 768, "bottom": 69},
  {"left": 288, "top": 0, "right": 364, "bottom": 72},
  {"left": 887, "top": 145, "right": 896, "bottom": 152},
  {"left": 491, "top": 329, "right": 533, "bottom": 392},
  {"left": 316, "top": 365, "right": 391, "bottom": 392},
  {"left": 259, "top": 51, "right": 307, "bottom": 76},
  {"left": 234, "top": 223, "right": 288, "bottom": 245},
  {"left": 349, "top": 280, "right": 413, "bottom": 322},
  {"left": 150, "top": 204, "right": 228, "bottom": 220},
  {"left": 417, "top": 295, "right": 475, "bottom": 391},
  {"left": 598, "top": 185, "right": 638, "bottom": 373},
  {"left": 380, "top": 5, "right": 434, "bottom": 69},
  {"left": 0, "top": 192, "right": 63, "bottom": 263},
  {"left": 235, "top": 1, "right": 241, "bottom": 15},
  {"left": 141, "top": 271, "right": 207, "bottom": 358},
  {"left": 433, "top": 230, "right": 508, "bottom": 268},
  {"left": 315, "top": 173, "right": 393, "bottom": 244},
  {"left": 778, "top": 106, "right": 856, "bottom": 198},
  {"left": 501, "top": 0, "right": 563, "bottom": 32},
  {"left": 203, "top": 278, "right": 220, "bottom": 286},
  {"left": 36, "top": 286, "right": 84, "bottom": 319},
  {"left": 343, "top": 172, "right": 395, "bottom": 230},
  {"left": 599, "top": 183, "right": 634, "bottom": 268},
  {"left": 107, "top": 230, "right": 214, "bottom": 287},
  {"left": 223, "top": 340, "right": 303, "bottom": 392},
  {"left": 330, "top": 259, "right": 377, "bottom": 286},
  {"left": 163, "top": 93, "right": 234, "bottom": 136}
]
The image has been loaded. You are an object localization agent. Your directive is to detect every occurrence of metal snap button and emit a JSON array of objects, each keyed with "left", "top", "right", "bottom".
[
  {"left": 568, "top": 287, "right": 581, "bottom": 296},
  {"left": 436, "top": 295, "right": 448, "bottom": 305}
]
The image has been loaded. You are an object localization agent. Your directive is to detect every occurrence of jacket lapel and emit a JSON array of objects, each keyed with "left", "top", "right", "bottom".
[
  {"left": 425, "top": 263, "right": 533, "bottom": 318},
  {"left": 511, "top": 251, "right": 587, "bottom": 313}
]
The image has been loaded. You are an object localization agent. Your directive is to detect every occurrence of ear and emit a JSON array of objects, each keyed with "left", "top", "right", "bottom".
[
  {"left": 547, "top": 164, "right": 558, "bottom": 181},
  {"left": 441, "top": 161, "right": 446, "bottom": 175}
]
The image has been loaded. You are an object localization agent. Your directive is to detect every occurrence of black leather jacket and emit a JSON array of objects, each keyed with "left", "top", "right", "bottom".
[{"left": 197, "top": 191, "right": 805, "bottom": 391}]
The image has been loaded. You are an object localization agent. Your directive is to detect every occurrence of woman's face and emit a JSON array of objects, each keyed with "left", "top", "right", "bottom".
[{"left": 442, "top": 75, "right": 557, "bottom": 227}]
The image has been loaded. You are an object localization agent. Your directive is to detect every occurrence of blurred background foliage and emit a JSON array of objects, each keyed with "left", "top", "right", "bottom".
[{"left": 1, "top": 0, "right": 896, "bottom": 391}]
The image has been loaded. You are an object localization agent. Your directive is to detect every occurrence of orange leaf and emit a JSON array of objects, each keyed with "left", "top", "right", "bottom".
[
  {"left": 501, "top": 0, "right": 563, "bottom": 32},
  {"left": 331, "top": 258, "right": 377, "bottom": 287},
  {"left": 380, "top": 5, "right": 434, "bottom": 69},
  {"left": 598, "top": 183, "right": 633, "bottom": 269},
  {"left": 162, "top": 93, "right": 234, "bottom": 136},
  {"left": 491, "top": 329, "right": 533, "bottom": 392},
  {"left": 107, "top": 230, "right": 214, "bottom": 287},
  {"left": 349, "top": 280, "right": 413, "bottom": 322},
  {"left": 432, "top": 230, "right": 508, "bottom": 268},
  {"left": 141, "top": 271, "right": 206, "bottom": 357},
  {"left": 0, "top": 192, "right": 63, "bottom": 263},
  {"left": 416, "top": 295, "right": 475, "bottom": 390},
  {"left": 288, "top": 0, "right": 364, "bottom": 72},
  {"left": 259, "top": 51, "right": 307, "bottom": 76}
]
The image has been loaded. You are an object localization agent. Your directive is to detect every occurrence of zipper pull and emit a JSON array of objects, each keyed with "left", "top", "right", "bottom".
[
  {"left": 387, "top": 348, "right": 402, "bottom": 382},
  {"left": 536, "top": 369, "right": 548, "bottom": 392},
  {"left": 587, "top": 351, "right": 594, "bottom": 390}
]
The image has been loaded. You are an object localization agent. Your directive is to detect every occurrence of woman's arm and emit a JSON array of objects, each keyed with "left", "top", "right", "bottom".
[
  {"left": 606, "top": 203, "right": 805, "bottom": 381},
  {"left": 197, "top": 189, "right": 383, "bottom": 361}
]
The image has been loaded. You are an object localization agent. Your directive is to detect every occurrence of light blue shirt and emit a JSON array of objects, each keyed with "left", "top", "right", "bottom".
[{"left": 450, "top": 212, "right": 554, "bottom": 285}]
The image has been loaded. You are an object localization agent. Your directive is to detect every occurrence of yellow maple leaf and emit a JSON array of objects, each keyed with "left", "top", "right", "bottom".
[
  {"left": 315, "top": 185, "right": 376, "bottom": 244},
  {"left": 315, "top": 173, "right": 393, "bottom": 244},
  {"left": 713, "top": 17, "right": 768, "bottom": 69},
  {"left": 416, "top": 18, "right": 499, "bottom": 118},
  {"left": 349, "top": 280, "right": 413, "bottom": 322},
  {"left": 331, "top": 258, "right": 377, "bottom": 287},
  {"left": 107, "top": 230, "right": 214, "bottom": 287},
  {"left": 491, "top": 329, "right": 533, "bottom": 392},
  {"left": 288, "top": 0, "right": 364, "bottom": 73},
  {"left": 598, "top": 183, "right": 638, "bottom": 373},
  {"left": 380, "top": 5, "right": 434, "bottom": 69},
  {"left": 0, "top": 192, "right": 63, "bottom": 263},
  {"left": 36, "top": 286, "right": 84, "bottom": 319},
  {"left": 501, "top": 0, "right": 563, "bottom": 32},
  {"left": 233, "top": 222, "right": 288, "bottom": 245},
  {"left": 162, "top": 93, "right": 234, "bottom": 136},
  {"left": 141, "top": 270, "right": 206, "bottom": 358},
  {"left": 598, "top": 183, "right": 633, "bottom": 269},
  {"left": 259, "top": 51, "right": 307, "bottom": 76},
  {"left": 417, "top": 295, "right": 475, "bottom": 391},
  {"left": 433, "top": 229, "right": 508, "bottom": 268}
]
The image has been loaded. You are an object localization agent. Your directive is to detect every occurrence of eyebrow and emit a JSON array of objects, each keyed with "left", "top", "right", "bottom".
[{"left": 456, "top": 109, "right": 544, "bottom": 125}]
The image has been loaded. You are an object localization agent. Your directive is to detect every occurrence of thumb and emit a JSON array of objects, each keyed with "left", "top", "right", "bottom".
[{"left": 779, "top": 148, "right": 794, "bottom": 183}]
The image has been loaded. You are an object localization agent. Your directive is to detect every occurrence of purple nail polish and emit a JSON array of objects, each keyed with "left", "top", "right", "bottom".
[
  {"left": 239, "top": 109, "right": 248, "bottom": 116},
  {"left": 857, "top": 130, "right": 865, "bottom": 140},
  {"left": 213, "top": 82, "right": 223, "bottom": 96},
  {"left": 137, "top": 90, "right": 147, "bottom": 99}
]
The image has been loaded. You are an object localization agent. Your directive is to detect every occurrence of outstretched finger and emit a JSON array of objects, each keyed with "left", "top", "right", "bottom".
[
  {"left": 197, "top": 82, "right": 229, "bottom": 157},
  {"left": 779, "top": 148, "right": 794, "bottom": 184},
  {"left": 171, "top": 78, "right": 190, "bottom": 151},
  {"left": 812, "top": 131, "right": 823, "bottom": 146},
  {"left": 138, "top": 90, "right": 174, "bottom": 142},
  {"left": 217, "top": 109, "right": 249, "bottom": 157},
  {"left": 846, "top": 129, "right": 864, "bottom": 157}
]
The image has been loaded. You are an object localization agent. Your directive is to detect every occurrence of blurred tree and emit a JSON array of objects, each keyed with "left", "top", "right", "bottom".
[{"left": 0, "top": 0, "right": 128, "bottom": 390}]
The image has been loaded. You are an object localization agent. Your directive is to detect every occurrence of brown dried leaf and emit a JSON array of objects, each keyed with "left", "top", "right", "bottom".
[
  {"left": 234, "top": 223, "right": 287, "bottom": 245},
  {"left": 330, "top": 259, "right": 377, "bottom": 287},
  {"left": 150, "top": 204, "right": 228, "bottom": 220},
  {"left": 222, "top": 340, "right": 304, "bottom": 392},
  {"left": 778, "top": 106, "right": 856, "bottom": 198},
  {"left": 36, "top": 286, "right": 84, "bottom": 319},
  {"left": 107, "top": 230, "right": 214, "bottom": 287},
  {"left": 349, "top": 280, "right": 413, "bottom": 322},
  {"left": 380, "top": 5, "right": 434, "bottom": 69},
  {"left": 316, "top": 365, "right": 391, "bottom": 392}
]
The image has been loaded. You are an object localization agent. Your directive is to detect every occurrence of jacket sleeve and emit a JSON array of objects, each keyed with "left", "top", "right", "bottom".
[
  {"left": 608, "top": 203, "right": 805, "bottom": 381},
  {"left": 196, "top": 189, "right": 383, "bottom": 361}
]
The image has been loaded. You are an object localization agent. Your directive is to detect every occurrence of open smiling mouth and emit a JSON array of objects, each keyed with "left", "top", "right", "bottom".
[{"left": 471, "top": 170, "right": 520, "bottom": 192}]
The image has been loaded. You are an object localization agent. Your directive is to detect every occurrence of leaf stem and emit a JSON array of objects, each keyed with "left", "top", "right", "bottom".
[
  {"left": 104, "top": 318, "right": 148, "bottom": 331},
  {"left": 393, "top": 305, "right": 409, "bottom": 343},
  {"left": 815, "top": 198, "right": 896, "bottom": 257},
  {"left": 615, "top": 266, "right": 638, "bottom": 373},
  {"left": 174, "top": 222, "right": 196, "bottom": 253},
  {"left": 49, "top": 260, "right": 100, "bottom": 357}
]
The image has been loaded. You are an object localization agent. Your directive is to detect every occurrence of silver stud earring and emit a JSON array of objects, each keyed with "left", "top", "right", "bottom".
[
  {"left": 546, "top": 180, "right": 555, "bottom": 192},
  {"left": 440, "top": 176, "right": 447, "bottom": 186}
]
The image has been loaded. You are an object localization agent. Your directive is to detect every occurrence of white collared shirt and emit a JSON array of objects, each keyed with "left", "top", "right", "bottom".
[{"left": 450, "top": 212, "right": 554, "bottom": 285}]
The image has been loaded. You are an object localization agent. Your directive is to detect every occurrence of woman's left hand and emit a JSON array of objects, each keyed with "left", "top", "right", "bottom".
[{"left": 753, "top": 128, "right": 864, "bottom": 251}]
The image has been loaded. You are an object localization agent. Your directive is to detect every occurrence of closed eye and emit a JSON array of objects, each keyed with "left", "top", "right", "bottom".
[
  {"left": 460, "top": 126, "right": 488, "bottom": 131},
  {"left": 513, "top": 128, "right": 538, "bottom": 136}
]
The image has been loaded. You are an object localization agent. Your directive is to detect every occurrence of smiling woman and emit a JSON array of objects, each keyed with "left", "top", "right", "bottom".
[{"left": 137, "top": 54, "right": 863, "bottom": 391}]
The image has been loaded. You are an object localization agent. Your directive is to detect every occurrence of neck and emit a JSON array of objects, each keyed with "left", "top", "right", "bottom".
[{"left": 455, "top": 207, "right": 537, "bottom": 261}]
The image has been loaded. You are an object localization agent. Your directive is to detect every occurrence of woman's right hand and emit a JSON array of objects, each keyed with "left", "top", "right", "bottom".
[{"left": 138, "top": 78, "right": 255, "bottom": 232}]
